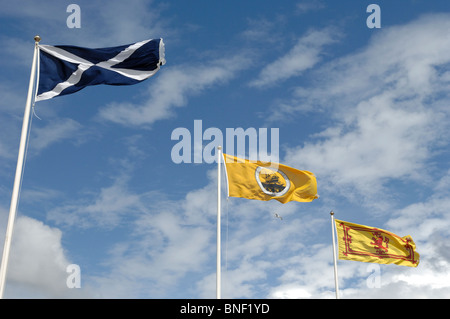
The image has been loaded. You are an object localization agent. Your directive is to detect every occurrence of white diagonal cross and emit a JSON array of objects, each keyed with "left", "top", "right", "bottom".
[{"left": 36, "top": 39, "right": 161, "bottom": 101}]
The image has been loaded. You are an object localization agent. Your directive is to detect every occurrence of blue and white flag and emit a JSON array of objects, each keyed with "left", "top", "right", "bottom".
[{"left": 36, "top": 38, "right": 165, "bottom": 101}]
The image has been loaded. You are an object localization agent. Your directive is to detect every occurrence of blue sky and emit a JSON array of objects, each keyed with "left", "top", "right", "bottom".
[{"left": 0, "top": 0, "right": 450, "bottom": 299}]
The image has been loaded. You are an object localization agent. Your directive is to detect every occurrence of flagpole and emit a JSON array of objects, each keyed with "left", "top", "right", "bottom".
[
  {"left": 216, "top": 146, "right": 222, "bottom": 299},
  {"left": 0, "top": 35, "right": 40, "bottom": 299},
  {"left": 330, "top": 211, "right": 340, "bottom": 299}
]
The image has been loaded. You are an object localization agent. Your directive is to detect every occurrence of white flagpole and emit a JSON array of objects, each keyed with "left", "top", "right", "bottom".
[
  {"left": 216, "top": 146, "right": 222, "bottom": 299},
  {"left": 0, "top": 35, "right": 41, "bottom": 299},
  {"left": 330, "top": 211, "right": 340, "bottom": 299}
]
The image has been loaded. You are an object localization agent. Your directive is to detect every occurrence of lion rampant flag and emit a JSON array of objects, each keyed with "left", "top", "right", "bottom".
[
  {"left": 223, "top": 153, "right": 318, "bottom": 204},
  {"left": 335, "top": 219, "right": 419, "bottom": 267}
]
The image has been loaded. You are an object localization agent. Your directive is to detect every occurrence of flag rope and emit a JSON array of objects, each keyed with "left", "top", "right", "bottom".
[
  {"left": 31, "top": 44, "right": 42, "bottom": 121},
  {"left": 225, "top": 197, "right": 229, "bottom": 277},
  {"left": 216, "top": 146, "right": 222, "bottom": 299}
]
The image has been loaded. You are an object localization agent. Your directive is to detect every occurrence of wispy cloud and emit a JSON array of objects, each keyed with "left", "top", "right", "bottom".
[
  {"left": 45, "top": 169, "right": 219, "bottom": 297},
  {"left": 249, "top": 28, "right": 340, "bottom": 88},
  {"left": 295, "top": 0, "right": 326, "bottom": 15},
  {"left": 0, "top": 0, "right": 171, "bottom": 47},
  {"left": 29, "top": 118, "right": 84, "bottom": 154},
  {"left": 47, "top": 173, "right": 148, "bottom": 229},
  {"left": 98, "top": 55, "right": 250, "bottom": 127},
  {"left": 277, "top": 14, "right": 450, "bottom": 207},
  {"left": 285, "top": 97, "right": 437, "bottom": 207},
  {"left": 86, "top": 0, "right": 172, "bottom": 45}
]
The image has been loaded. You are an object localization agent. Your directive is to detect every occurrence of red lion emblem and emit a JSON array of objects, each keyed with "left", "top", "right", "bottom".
[{"left": 371, "top": 232, "right": 389, "bottom": 254}]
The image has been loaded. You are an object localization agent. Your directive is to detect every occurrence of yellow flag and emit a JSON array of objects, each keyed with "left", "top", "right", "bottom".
[
  {"left": 335, "top": 219, "right": 419, "bottom": 267},
  {"left": 223, "top": 153, "right": 318, "bottom": 204}
]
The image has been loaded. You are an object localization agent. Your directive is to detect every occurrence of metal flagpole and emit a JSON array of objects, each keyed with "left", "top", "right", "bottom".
[
  {"left": 216, "top": 146, "right": 222, "bottom": 299},
  {"left": 330, "top": 211, "right": 340, "bottom": 299},
  {"left": 0, "top": 35, "right": 41, "bottom": 299}
]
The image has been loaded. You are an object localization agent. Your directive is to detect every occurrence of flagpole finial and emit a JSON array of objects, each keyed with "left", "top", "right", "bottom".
[
  {"left": 34, "top": 35, "right": 41, "bottom": 43},
  {"left": 330, "top": 210, "right": 334, "bottom": 216},
  {"left": 218, "top": 145, "right": 222, "bottom": 150}
]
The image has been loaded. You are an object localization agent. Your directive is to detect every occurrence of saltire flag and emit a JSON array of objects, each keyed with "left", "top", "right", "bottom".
[
  {"left": 36, "top": 38, "right": 165, "bottom": 101},
  {"left": 335, "top": 219, "right": 419, "bottom": 267},
  {"left": 223, "top": 153, "right": 318, "bottom": 204}
]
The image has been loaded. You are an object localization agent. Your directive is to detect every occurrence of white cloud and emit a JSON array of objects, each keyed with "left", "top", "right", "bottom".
[
  {"left": 85, "top": 209, "right": 213, "bottom": 298},
  {"left": 285, "top": 95, "right": 437, "bottom": 204},
  {"left": 93, "top": 0, "right": 170, "bottom": 45},
  {"left": 269, "top": 285, "right": 313, "bottom": 299},
  {"left": 291, "top": 14, "right": 450, "bottom": 112},
  {"left": 241, "top": 18, "right": 280, "bottom": 43},
  {"left": 5, "top": 216, "right": 85, "bottom": 298},
  {"left": 63, "top": 175, "right": 217, "bottom": 298},
  {"left": 29, "top": 118, "right": 83, "bottom": 153},
  {"left": 47, "top": 175, "right": 146, "bottom": 229},
  {"left": 0, "top": 83, "right": 32, "bottom": 161},
  {"left": 98, "top": 55, "right": 249, "bottom": 127},
  {"left": 278, "top": 14, "right": 450, "bottom": 207},
  {"left": 0, "top": 0, "right": 170, "bottom": 48},
  {"left": 249, "top": 28, "right": 340, "bottom": 88},
  {"left": 386, "top": 171, "right": 450, "bottom": 243},
  {"left": 295, "top": 1, "right": 326, "bottom": 15}
]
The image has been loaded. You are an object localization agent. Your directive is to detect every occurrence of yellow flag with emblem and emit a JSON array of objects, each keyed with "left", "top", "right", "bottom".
[
  {"left": 335, "top": 219, "right": 419, "bottom": 267},
  {"left": 223, "top": 153, "right": 318, "bottom": 204}
]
